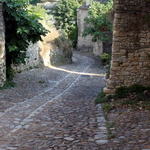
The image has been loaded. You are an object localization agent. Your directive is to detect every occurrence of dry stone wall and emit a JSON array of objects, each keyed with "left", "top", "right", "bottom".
[
  {"left": 0, "top": 2, "right": 6, "bottom": 87},
  {"left": 12, "top": 43, "right": 43, "bottom": 72},
  {"left": 104, "top": 0, "right": 150, "bottom": 95}
]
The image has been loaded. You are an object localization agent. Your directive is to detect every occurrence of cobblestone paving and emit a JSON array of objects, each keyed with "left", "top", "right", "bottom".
[
  {"left": 107, "top": 109, "right": 150, "bottom": 150},
  {"left": 0, "top": 52, "right": 109, "bottom": 149}
]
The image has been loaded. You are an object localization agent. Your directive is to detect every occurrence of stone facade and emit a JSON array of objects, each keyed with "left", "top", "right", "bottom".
[
  {"left": 77, "top": 1, "right": 111, "bottom": 56},
  {"left": 77, "top": 4, "right": 103, "bottom": 56},
  {"left": 104, "top": 0, "right": 150, "bottom": 95},
  {"left": 0, "top": 2, "right": 6, "bottom": 87},
  {"left": 77, "top": 4, "right": 94, "bottom": 52}
]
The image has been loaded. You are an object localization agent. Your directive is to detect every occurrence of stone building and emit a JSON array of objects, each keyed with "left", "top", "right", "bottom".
[
  {"left": 104, "top": 0, "right": 150, "bottom": 95},
  {"left": 77, "top": 0, "right": 103, "bottom": 56},
  {"left": 77, "top": 0, "right": 112, "bottom": 56},
  {"left": 0, "top": 1, "right": 6, "bottom": 87},
  {"left": 77, "top": 3, "right": 95, "bottom": 52}
]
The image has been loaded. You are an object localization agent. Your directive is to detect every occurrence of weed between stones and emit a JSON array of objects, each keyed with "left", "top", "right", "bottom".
[
  {"left": 95, "top": 84, "right": 150, "bottom": 140},
  {"left": 95, "top": 84, "right": 150, "bottom": 111}
]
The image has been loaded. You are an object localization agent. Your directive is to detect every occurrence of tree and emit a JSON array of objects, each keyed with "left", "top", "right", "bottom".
[
  {"left": 83, "top": 0, "right": 113, "bottom": 42},
  {"left": 2, "top": 0, "right": 48, "bottom": 78},
  {"left": 52, "top": 0, "right": 80, "bottom": 47}
]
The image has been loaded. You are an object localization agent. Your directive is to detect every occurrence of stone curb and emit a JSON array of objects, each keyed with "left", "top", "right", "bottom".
[{"left": 95, "top": 104, "right": 109, "bottom": 145}]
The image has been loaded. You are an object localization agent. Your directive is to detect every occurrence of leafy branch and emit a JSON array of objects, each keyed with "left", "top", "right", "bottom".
[
  {"left": 2, "top": 0, "right": 48, "bottom": 69},
  {"left": 83, "top": 0, "right": 113, "bottom": 42}
]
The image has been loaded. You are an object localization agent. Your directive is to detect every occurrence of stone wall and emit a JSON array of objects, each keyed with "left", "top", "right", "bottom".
[
  {"left": 104, "top": 0, "right": 150, "bottom": 95},
  {"left": 0, "top": 2, "right": 6, "bottom": 87},
  {"left": 12, "top": 43, "right": 43, "bottom": 72},
  {"left": 39, "top": 28, "right": 73, "bottom": 67}
]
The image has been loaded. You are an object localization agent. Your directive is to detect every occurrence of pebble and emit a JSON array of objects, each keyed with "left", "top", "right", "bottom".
[{"left": 95, "top": 140, "right": 108, "bottom": 144}]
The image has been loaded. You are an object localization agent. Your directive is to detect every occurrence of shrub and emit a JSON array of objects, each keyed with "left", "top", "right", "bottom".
[
  {"left": 100, "top": 53, "right": 111, "bottom": 65},
  {"left": 28, "top": 5, "right": 47, "bottom": 19},
  {"left": 115, "top": 86, "right": 129, "bottom": 98},
  {"left": 115, "top": 84, "right": 150, "bottom": 98},
  {"left": 51, "top": 0, "right": 80, "bottom": 48},
  {"left": 95, "top": 91, "right": 111, "bottom": 104},
  {"left": 0, "top": 80, "right": 16, "bottom": 90}
]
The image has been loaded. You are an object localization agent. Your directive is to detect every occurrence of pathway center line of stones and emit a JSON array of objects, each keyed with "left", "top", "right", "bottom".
[
  {"left": 2, "top": 56, "right": 91, "bottom": 117},
  {"left": 6, "top": 64, "right": 93, "bottom": 136}
]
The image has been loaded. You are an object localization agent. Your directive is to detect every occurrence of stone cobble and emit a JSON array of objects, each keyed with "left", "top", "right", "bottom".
[
  {"left": 107, "top": 109, "right": 150, "bottom": 150},
  {"left": 0, "top": 52, "right": 108, "bottom": 149},
  {"left": 1, "top": 52, "right": 149, "bottom": 149}
]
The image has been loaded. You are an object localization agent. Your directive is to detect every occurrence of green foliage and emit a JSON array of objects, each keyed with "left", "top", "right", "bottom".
[
  {"left": 115, "top": 84, "right": 149, "bottom": 98},
  {"left": 30, "top": 0, "right": 40, "bottom": 5},
  {"left": 129, "top": 84, "right": 147, "bottom": 93},
  {"left": 115, "top": 86, "right": 129, "bottom": 98},
  {"left": 107, "top": 122, "right": 116, "bottom": 139},
  {"left": 102, "top": 103, "right": 112, "bottom": 113},
  {"left": 52, "top": 0, "right": 79, "bottom": 33},
  {"left": 115, "top": 85, "right": 150, "bottom": 110},
  {"left": 28, "top": 5, "right": 54, "bottom": 27},
  {"left": 6, "top": 67, "right": 15, "bottom": 81},
  {"left": 96, "top": 84, "right": 150, "bottom": 103},
  {"left": 98, "top": 84, "right": 150, "bottom": 110},
  {"left": 38, "top": 80, "right": 45, "bottom": 84},
  {"left": 95, "top": 90, "right": 110, "bottom": 104},
  {"left": 52, "top": 0, "right": 80, "bottom": 47},
  {"left": 78, "top": 0, "right": 85, "bottom": 4},
  {"left": 28, "top": 5, "right": 47, "bottom": 19},
  {"left": 100, "top": 53, "right": 111, "bottom": 78},
  {"left": 70, "top": 26, "right": 78, "bottom": 48},
  {"left": 1, "top": 67, "right": 15, "bottom": 90},
  {"left": 121, "top": 99, "right": 135, "bottom": 105},
  {"left": 54, "top": 32, "right": 71, "bottom": 48},
  {"left": 95, "top": 85, "right": 150, "bottom": 113},
  {"left": 2, "top": 0, "right": 48, "bottom": 78},
  {"left": 29, "top": 0, "right": 48, "bottom": 5},
  {"left": 54, "top": 37, "right": 62, "bottom": 48},
  {"left": 53, "top": 31, "right": 73, "bottom": 66},
  {"left": 107, "top": 122, "right": 115, "bottom": 128},
  {"left": 0, "top": 80, "right": 16, "bottom": 90},
  {"left": 83, "top": 0, "right": 113, "bottom": 42},
  {"left": 100, "top": 53, "right": 111, "bottom": 65}
]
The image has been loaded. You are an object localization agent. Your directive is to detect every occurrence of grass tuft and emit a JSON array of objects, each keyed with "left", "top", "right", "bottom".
[
  {"left": 95, "top": 84, "right": 150, "bottom": 111},
  {"left": 95, "top": 91, "right": 111, "bottom": 104}
]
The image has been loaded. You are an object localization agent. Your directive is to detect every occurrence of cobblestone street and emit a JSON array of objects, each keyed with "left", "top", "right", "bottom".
[
  {"left": 0, "top": 52, "right": 150, "bottom": 150},
  {"left": 0, "top": 52, "right": 108, "bottom": 149}
]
